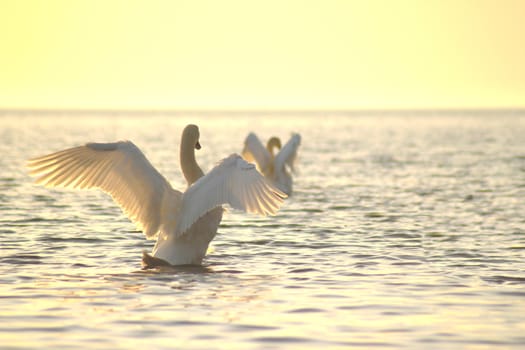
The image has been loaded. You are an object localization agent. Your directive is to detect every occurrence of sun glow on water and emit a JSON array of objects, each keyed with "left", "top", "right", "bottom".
[{"left": 1, "top": 99, "right": 525, "bottom": 347}]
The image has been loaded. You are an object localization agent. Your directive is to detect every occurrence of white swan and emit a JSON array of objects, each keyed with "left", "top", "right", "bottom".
[
  {"left": 242, "top": 132, "right": 301, "bottom": 195},
  {"left": 27, "top": 124, "right": 286, "bottom": 267}
]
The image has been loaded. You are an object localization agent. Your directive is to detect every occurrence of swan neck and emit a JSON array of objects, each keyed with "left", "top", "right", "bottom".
[
  {"left": 180, "top": 138, "right": 204, "bottom": 185},
  {"left": 264, "top": 137, "right": 281, "bottom": 177},
  {"left": 266, "top": 137, "right": 281, "bottom": 158}
]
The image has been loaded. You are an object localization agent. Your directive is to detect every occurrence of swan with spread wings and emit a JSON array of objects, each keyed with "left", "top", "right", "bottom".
[
  {"left": 27, "top": 124, "right": 286, "bottom": 267},
  {"left": 242, "top": 132, "right": 301, "bottom": 196}
]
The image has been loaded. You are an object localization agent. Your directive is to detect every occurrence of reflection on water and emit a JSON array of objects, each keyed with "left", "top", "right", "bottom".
[{"left": 1, "top": 110, "right": 525, "bottom": 349}]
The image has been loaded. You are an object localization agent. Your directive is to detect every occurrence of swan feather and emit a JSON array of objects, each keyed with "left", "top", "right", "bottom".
[
  {"left": 274, "top": 133, "right": 301, "bottom": 174},
  {"left": 26, "top": 141, "right": 182, "bottom": 239},
  {"left": 242, "top": 132, "right": 271, "bottom": 173},
  {"left": 174, "top": 154, "right": 287, "bottom": 237}
]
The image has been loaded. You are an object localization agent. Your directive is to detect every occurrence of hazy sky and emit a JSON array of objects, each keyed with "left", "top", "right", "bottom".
[{"left": 1, "top": 0, "right": 523, "bottom": 110}]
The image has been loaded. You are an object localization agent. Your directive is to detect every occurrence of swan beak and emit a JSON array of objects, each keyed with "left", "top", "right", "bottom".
[{"left": 195, "top": 141, "right": 201, "bottom": 150}]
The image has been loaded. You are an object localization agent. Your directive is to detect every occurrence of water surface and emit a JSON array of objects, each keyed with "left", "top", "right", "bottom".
[{"left": 1, "top": 110, "right": 524, "bottom": 349}]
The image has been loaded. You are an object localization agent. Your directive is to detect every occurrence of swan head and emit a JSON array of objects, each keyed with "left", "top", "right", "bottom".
[
  {"left": 183, "top": 124, "right": 201, "bottom": 150},
  {"left": 266, "top": 137, "right": 282, "bottom": 155}
]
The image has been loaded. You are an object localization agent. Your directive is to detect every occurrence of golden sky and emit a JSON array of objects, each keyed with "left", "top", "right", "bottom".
[{"left": 0, "top": 0, "right": 523, "bottom": 110}]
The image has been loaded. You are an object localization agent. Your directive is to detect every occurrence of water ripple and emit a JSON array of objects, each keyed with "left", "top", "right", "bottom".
[{"left": 1, "top": 112, "right": 524, "bottom": 349}]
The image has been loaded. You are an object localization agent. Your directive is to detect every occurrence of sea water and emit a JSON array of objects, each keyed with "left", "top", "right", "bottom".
[{"left": 0, "top": 110, "right": 524, "bottom": 349}]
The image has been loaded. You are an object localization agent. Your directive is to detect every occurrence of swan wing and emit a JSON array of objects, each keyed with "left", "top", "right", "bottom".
[
  {"left": 241, "top": 132, "right": 271, "bottom": 173},
  {"left": 27, "top": 141, "right": 182, "bottom": 239},
  {"left": 275, "top": 133, "right": 301, "bottom": 173},
  {"left": 174, "top": 154, "right": 286, "bottom": 237}
]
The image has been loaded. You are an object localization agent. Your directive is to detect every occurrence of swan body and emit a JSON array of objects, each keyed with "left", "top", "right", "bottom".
[
  {"left": 242, "top": 132, "right": 301, "bottom": 195},
  {"left": 27, "top": 124, "right": 286, "bottom": 266}
]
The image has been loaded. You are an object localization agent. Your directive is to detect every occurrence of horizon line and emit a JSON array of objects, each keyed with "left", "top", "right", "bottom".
[{"left": 1, "top": 106, "right": 524, "bottom": 115}]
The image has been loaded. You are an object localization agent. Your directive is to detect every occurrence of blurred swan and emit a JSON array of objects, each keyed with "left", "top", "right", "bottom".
[
  {"left": 242, "top": 132, "right": 301, "bottom": 195},
  {"left": 27, "top": 124, "right": 286, "bottom": 267}
]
